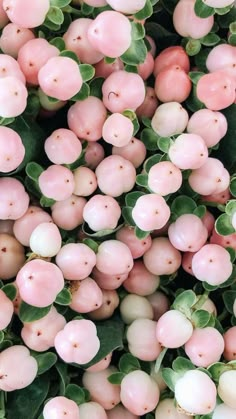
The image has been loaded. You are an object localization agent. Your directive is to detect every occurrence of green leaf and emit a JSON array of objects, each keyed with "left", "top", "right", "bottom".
[
  {"left": 71, "top": 83, "right": 90, "bottom": 101},
  {"left": 215, "top": 213, "right": 235, "bottom": 236},
  {"left": 144, "top": 153, "right": 162, "bottom": 173},
  {"left": 223, "top": 290, "right": 236, "bottom": 314},
  {"left": 6, "top": 375, "right": 50, "bottom": 419},
  {"left": 79, "top": 64, "right": 95, "bottom": 82},
  {"left": 135, "top": 0, "right": 153, "bottom": 19},
  {"left": 50, "top": 0, "right": 71, "bottom": 7},
  {"left": 0, "top": 331, "right": 4, "bottom": 344},
  {"left": 185, "top": 84, "right": 205, "bottom": 112},
  {"left": 119, "top": 353, "right": 141, "bottom": 374},
  {"left": 122, "top": 206, "right": 136, "bottom": 226},
  {"left": 131, "top": 21, "right": 145, "bottom": 41},
  {"left": 188, "top": 71, "right": 205, "bottom": 85},
  {"left": 49, "top": 37, "right": 66, "bottom": 51},
  {"left": 81, "top": 2, "right": 94, "bottom": 15},
  {"left": 135, "top": 226, "right": 151, "bottom": 239},
  {"left": 140, "top": 128, "right": 159, "bottom": 151},
  {"left": 40, "top": 196, "right": 56, "bottom": 208},
  {"left": 79, "top": 316, "right": 124, "bottom": 369},
  {"left": 0, "top": 117, "right": 15, "bottom": 126},
  {"left": 1, "top": 283, "right": 17, "bottom": 301},
  {"left": 157, "top": 136, "right": 172, "bottom": 153},
  {"left": 47, "top": 6, "right": 64, "bottom": 25},
  {"left": 125, "top": 191, "right": 146, "bottom": 208},
  {"left": 194, "top": 0, "right": 215, "bottom": 18},
  {"left": 65, "top": 149, "right": 86, "bottom": 170},
  {"left": 60, "top": 50, "right": 80, "bottom": 64},
  {"left": 162, "top": 368, "right": 179, "bottom": 392},
  {"left": 185, "top": 39, "right": 202, "bottom": 56},
  {"left": 107, "top": 372, "right": 126, "bottom": 384},
  {"left": 173, "top": 290, "right": 198, "bottom": 312},
  {"left": 82, "top": 222, "right": 123, "bottom": 238},
  {"left": 121, "top": 39, "right": 147, "bottom": 65},
  {"left": 191, "top": 310, "right": 211, "bottom": 328},
  {"left": 172, "top": 357, "right": 195, "bottom": 373},
  {"left": 214, "top": 104, "right": 236, "bottom": 169},
  {"left": 200, "top": 33, "right": 220, "bottom": 46},
  {"left": 104, "top": 56, "right": 116, "bottom": 64},
  {"left": 25, "top": 162, "right": 44, "bottom": 182},
  {"left": 171, "top": 195, "right": 197, "bottom": 217},
  {"left": 141, "top": 116, "right": 152, "bottom": 128},
  {"left": 215, "top": 5, "right": 233, "bottom": 15},
  {"left": 230, "top": 178, "right": 236, "bottom": 197},
  {"left": 136, "top": 174, "right": 149, "bottom": 187},
  {"left": 19, "top": 302, "right": 52, "bottom": 323},
  {"left": 55, "top": 288, "right": 72, "bottom": 306},
  {"left": 89, "top": 77, "right": 104, "bottom": 99},
  {"left": 83, "top": 238, "right": 99, "bottom": 253},
  {"left": 55, "top": 363, "right": 68, "bottom": 396},
  {"left": 217, "top": 6, "right": 236, "bottom": 27},
  {"left": 33, "top": 352, "right": 57, "bottom": 375},
  {"left": 154, "top": 347, "right": 168, "bottom": 373},
  {"left": 43, "top": 18, "right": 61, "bottom": 31},
  {"left": 65, "top": 384, "right": 87, "bottom": 405},
  {"left": 207, "top": 362, "right": 233, "bottom": 383},
  {"left": 193, "top": 205, "right": 206, "bottom": 218},
  {"left": 229, "top": 33, "right": 236, "bottom": 46}
]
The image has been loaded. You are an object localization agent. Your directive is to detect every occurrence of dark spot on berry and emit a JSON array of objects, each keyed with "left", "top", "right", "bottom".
[{"left": 1, "top": 247, "right": 6, "bottom": 253}]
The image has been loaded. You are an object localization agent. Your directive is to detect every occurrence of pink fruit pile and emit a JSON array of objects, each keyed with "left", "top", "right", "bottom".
[{"left": 1, "top": 0, "right": 236, "bottom": 418}]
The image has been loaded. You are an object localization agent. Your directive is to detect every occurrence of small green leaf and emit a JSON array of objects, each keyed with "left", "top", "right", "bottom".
[
  {"left": 79, "top": 64, "right": 95, "bottom": 82},
  {"left": 200, "top": 33, "right": 220, "bottom": 46},
  {"left": 185, "top": 84, "right": 205, "bottom": 112},
  {"left": 154, "top": 347, "right": 168, "bottom": 373},
  {"left": 107, "top": 372, "right": 126, "bottom": 384},
  {"left": 207, "top": 362, "right": 231, "bottom": 383},
  {"left": 65, "top": 384, "right": 87, "bottom": 405},
  {"left": 43, "top": 18, "right": 61, "bottom": 31},
  {"left": 172, "top": 357, "right": 195, "bottom": 373},
  {"left": 223, "top": 290, "right": 236, "bottom": 314},
  {"left": 171, "top": 195, "right": 197, "bottom": 217},
  {"left": 136, "top": 174, "right": 149, "bottom": 187},
  {"left": 55, "top": 288, "right": 72, "bottom": 306},
  {"left": 140, "top": 128, "right": 159, "bottom": 151},
  {"left": 121, "top": 39, "right": 147, "bottom": 65},
  {"left": 40, "top": 196, "right": 56, "bottom": 208},
  {"left": 60, "top": 50, "right": 80, "bottom": 64},
  {"left": 82, "top": 222, "right": 123, "bottom": 238},
  {"left": 122, "top": 206, "right": 135, "bottom": 226},
  {"left": 144, "top": 153, "right": 162, "bottom": 173},
  {"left": 141, "top": 116, "right": 152, "bottom": 128},
  {"left": 230, "top": 178, "right": 236, "bottom": 197},
  {"left": 229, "top": 33, "right": 236, "bottom": 45},
  {"left": 125, "top": 191, "right": 146, "bottom": 208},
  {"left": 194, "top": 0, "right": 215, "bottom": 18},
  {"left": 55, "top": 363, "right": 68, "bottom": 396},
  {"left": 173, "top": 290, "right": 198, "bottom": 311},
  {"left": 0, "top": 331, "right": 4, "bottom": 344},
  {"left": 89, "top": 77, "right": 104, "bottom": 99},
  {"left": 26, "top": 162, "right": 44, "bottom": 182},
  {"left": 19, "top": 302, "right": 52, "bottom": 323},
  {"left": 191, "top": 310, "right": 211, "bottom": 328},
  {"left": 215, "top": 5, "right": 233, "bottom": 15},
  {"left": 34, "top": 352, "right": 57, "bottom": 375},
  {"left": 71, "top": 83, "right": 90, "bottom": 101},
  {"left": 185, "top": 39, "right": 202, "bottom": 56},
  {"left": 230, "top": 21, "right": 236, "bottom": 34},
  {"left": 0, "top": 117, "right": 15, "bottom": 126},
  {"left": 81, "top": 2, "right": 94, "bottom": 15},
  {"left": 215, "top": 213, "right": 235, "bottom": 236},
  {"left": 131, "top": 21, "right": 145, "bottom": 41},
  {"left": 83, "top": 238, "right": 99, "bottom": 253},
  {"left": 135, "top": 0, "right": 153, "bottom": 19},
  {"left": 1, "top": 284, "right": 17, "bottom": 301},
  {"left": 104, "top": 56, "right": 116, "bottom": 64},
  {"left": 135, "top": 226, "right": 151, "bottom": 239},
  {"left": 47, "top": 6, "right": 64, "bottom": 25},
  {"left": 49, "top": 37, "right": 65, "bottom": 51},
  {"left": 193, "top": 205, "right": 206, "bottom": 218},
  {"left": 162, "top": 368, "right": 179, "bottom": 392},
  {"left": 188, "top": 71, "right": 205, "bottom": 85},
  {"left": 119, "top": 353, "right": 141, "bottom": 374},
  {"left": 50, "top": 0, "right": 71, "bottom": 7},
  {"left": 157, "top": 136, "right": 172, "bottom": 153},
  {"left": 226, "top": 246, "right": 236, "bottom": 263}
]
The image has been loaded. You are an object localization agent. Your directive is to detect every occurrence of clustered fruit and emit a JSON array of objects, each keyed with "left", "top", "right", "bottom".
[{"left": 0, "top": 0, "right": 236, "bottom": 418}]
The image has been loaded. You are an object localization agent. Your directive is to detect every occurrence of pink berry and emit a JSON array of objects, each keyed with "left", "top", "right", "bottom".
[
  {"left": 168, "top": 133, "right": 208, "bottom": 170},
  {"left": 151, "top": 102, "right": 189, "bottom": 137},
  {"left": 0, "top": 125, "right": 25, "bottom": 172},
  {"left": 185, "top": 327, "right": 225, "bottom": 367},
  {"left": 155, "top": 398, "right": 190, "bottom": 419},
  {"left": 0, "top": 23, "right": 35, "bottom": 58},
  {"left": 217, "top": 370, "right": 236, "bottom": 409},
  {"left": 44, "top": 128, "right": 82, "bottom": 165},
  {"left": 102, "top": 113, "right": 134, "bottom": 147},
  {"left": 56, "top": 243, "right": 96, "bottom": 280},
  {"left": 156, "top": 309, "right": 193, "bottom": 348},
  {"left": 13, "top": 205, "right": 52, "bottom": 246},
  {"left": 51, "top": 195, "right": 86, "bottom": 231},
  {"left": 132, "top": 194, "right": 171, "bottom": 231},
  {"left": 3, "top": 0, "right": 50, "bottom": 28},
  {"left": 43, "top": 396, "right": 80, "bottom": 419},
  {"left": 69, "top": 277, "right": 103, "bottom": 313},
  {"left": 0, "top": 177, "right": 29, "bottom": 220},
  {"left": 155, "top": 65, "right": 192, "bottom": 103},
  {"left": 144, "top": 237, "right": 182, "bottom": 275},
  {"left": 0, "top": 289, "right": 14, "bottom": 330},
  {"left": 196, "top": 70, "right": 235, "bottom": 111},
  {"left": 120, "top": 294, "right": 154, "bottom": 324},
  {"left": 83, "top": 195, "right": 121, "bottom": 231},
  {"left": 153, "top": 45, "right": 190, "bottom": 77},
  {"left": 85, "top": 141, "right": 105, "bottom": 169},
  {"left": 79, "top": 401, "right": 107, "bottom": 419},
  {"left": 127, "top": 318, "right": 162, "bottom": 361},
  {"left": 147, "top": 291, "right": 170, "bottom": 321},
  {"left": 168, "top": 214, "right": 208, "bottom": 252},
  {"left": 0, "top": 233, "right": 25, "bottom": 280},
  {"left": 96, "top": 239, "right": 133, "bottom": 276},
  {"left": 187, "top": 109, "right": 228, "bottom": 148},
  {"left": 112, "top": 137, "right": 147, "bottom": 168},
  {"left": 116, "top": 226, "right": 152, "bottom": 259},
  {"left": 29, "top": 222, "right": 62, "bottom": 257},
  {"left": 73, "top": 166, "right": 97, "bottom": 197},
  {"left": 0, "top": 76, "right": 27, "bottom": 117},
  {"left": 38, "top": 165, "right": 75, "bottom": 201},
  {"left": 173, "top": 0, "right": 214, "bottom": 39},
  {"left": 148, "top": 161, "right": 183, "bottom": 196}
]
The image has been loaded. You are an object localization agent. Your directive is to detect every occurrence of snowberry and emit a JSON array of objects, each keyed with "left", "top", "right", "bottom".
[
  {"left": 107, "top": 404, "right": 139, "bottom": 419},
  {"left": 168, "top": 214, "right": 208, "bottom": 252},
  {"left": 44, "top": 128, "right": 82, "bottom": 165},
  {"left": 0, "top": 125, "right": 25, "bottom": 172},
  {"left": 56, "top": 243, "right": 96, "bottom": 281},
  {"left": 83, "top": 195, "right": 121, "bottom": 231},
  {"left": 95, "top": 57, "right": 124, "bottom": 79},
  {"left": 29, "top": 222, "right": 62, "bottom": 257},
  {"left": 43, "top": 396, "right": 80, "bottom": 419},
  {"left": 112, "top": 137, "right": 147, "bottom": 168},
  {"left": 218, "top": 370, "right": 236, "bottom": 408},
  {"left": 86, "top": 353, "right": 112, "bottom": 373},
  {"left": 73, "top": 166, "right": 97, "bottom": 197},
  {"left": 153, "top": 45, "right": 190, "bottom": 77},
  {"left": 127, "top": 319, "right": 162, "bottom": 361},
  {"left": 147, "top": 291, "right": 170, "bottom": 321},
  {"left": 88, "top": 289, "right": 119, "bottom": 321},
  {"left": 0, "top": 76, "right": 27, "bottom": 117},
  {"left": 3, "top": 0, "right": 50, "bottom": 28},
  {"left": 96, "top": 239, "right": 133, "bottom": 276},
  {"left": 173, "top": 0, "right": 214, "bottom": 39},
  {"left": 79, "top": 401, "right": 107, "bottom": 419},
  {"left": 0, "top": 177, "right": 29, "bottom": 220},
  {"left": 13, "top": 206, "right": 52, "bottom": 246},
  {"left": 154, "top": 65, "right": 192, "bottom": 103},
  {"left": 120, "top": 294, "right": 154, "bottom": 324},
  {"left": 116, "top": 226, "right": 152, "bottom": 259},
  {"left": 102, "top": 113, "right": 134, "bottom": 147},
  {"left": 51, "top": 195, "right": 86, "bottom": 231},
  {"left": 168, "top": 133, "right": 208, "bottom": 170},
  {"left": 143, "top": 237, "right": 182, "bottom": 276},
  {"left": 123, "top": 260, "right": 159, "bottom": 296},
  {"left": 0, "top": 289, "right": 14, "bottom": 330},
  {"left": 85, "top": 141, "right": 105, "bottom": 169},
  {"left": 70, "top": 277, "right": 103, "bottom": 313},
  {"left": 224, "top": 326, "right": 236, "bottom": 361},
  {"left": 212, "top": 403, "right": 236, "bottom": 419},
  {"left": 92, "top": 267, "right": 128, "bottom": 290},
  {"left": 106, "top": 0, "right": 145, "bottom": 14},
  {"left": 136, "top": 86, "right": 158, "bottom": 119},
  {"left": 0, "top": 233, "right": 25, "bottom": 280},
  {"left": 147, "top": 161, "right": 183, "bottom": 196},
  {"left": 38, "top": 165, "right": 75, "bottom": 201},
  {"left": 187, "top": 109, "right": 228, "bottom": 148},
  {"left": 151, "top": 102, "right": 189, "bottom": 137},
  {"left": 132, "top": 194, "right": 171, "bottom": 231},
  {"left": 0, "top": 23, "right": 35, "bottom": 58},
  {"left": 155, "top": 398, "right": 191, "bottom": 419},
  {"left": 196, "top": 70, "right": 235, "bottom": 111},
  {"left": 156, "top": 309, "right": 193, "bottom": 348}
]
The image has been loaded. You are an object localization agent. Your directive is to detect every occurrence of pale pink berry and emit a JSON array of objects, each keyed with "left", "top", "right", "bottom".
[
  {"left": 144, "top": 237, "right": 182, "bottom": 275},
  {"left": 192, "top": 244, "right": 233, "bottom": 285},
  {"left": 95, "top": 57, "right": 124, "bottom": 79},
  {"left": 116, "top": 226, "right": 152, "bottom": 259},
  {"left": 79, "top": 401, "right": 107, "bottom": 419},
  {"left": 188, "top": 158, "right": 230, "bottom": 196},
  {"left": 0, "top": 233, "right": 25, "bottom": 280},
  {"left": 102, "top": 113, "right": 134, "bottom": 147},
  {"left": 86, "top": 353, "right": 112, "bottom": 373},
  {"left": 70, "top": 277, "right": 103, "bottom": 313},
  {"left": 95, "top": 155, "right": 136, "bottom": 197},
  {"left": 0, "top": 23, "right": 35, "bottom": 58},
  {"left": 39, "top": 56, "right": 83, "bottom": 101},
  {"left": 16, "top": 259, "right": 64, "bottom": 307},
  {"left": 0, "top": 76, "right": 27, "bottom": 117},
  {"left": 156, "top": 309, "right": 193, "bottom": 348},
  {"left": 96, "top": 240, "right": 133, "bottom": 276},
  {"left": 3, "top": 0, "right": 50, "bottom": 28},
  {"left": 51, "top": 195, "right": 86, "bottom": 231},
  {"left": 123, "top": 261, "right": 159, "bottom": 296},
  {"left": 80, "top": 0, "right": 107, "bottom": 6},
  {"left": 217, "top": 370, "right": 236, "bottom": 408},
  {"left": 55, "top": 319, "right": 100, "bottom": 365},
  {"left": 175, "top": 370, "right": 217, "bottom": 415},
  {"left": 106, "top": 0, "right": 145, "bottom": 14},
  {"left": 83, "top": 195, "right": 121, "bottom": 232},
  {"left": 153, "top": 45, "right": 190, "bottom": 77},
  {"left": 185, "top": 327, "right": 225, "bottom": 367},
  {"left": 155, "top": 398, "right": 190, "bottom": 419},
  {"left": 173, "top": 0, "right": 214, "bottom": 39},
  {"left": 102, "top": 70, "right": 145, "bottom": 113},
  {"left": 168, "top": 133, "right": 208, "bottom": 170},
  {"left": 210, "top": 228, "right": 236, "bottom": 250},
  {"left": 0, "top": 54, "right": 25, "bottom": 83},
  {"left": 13, "top": 206, "right": 52, "bottom": 246},
  {"left": 91, "top": 267, "right": 128, "bottom": 290},
  {"left": 87, "top": 11, "right": 132, "bottom": 58},
  {"left": 43, "top": 396, "right": 80, "bottom": 419},
  {"left": 206, "top": 43, "right": 236, "bottom": 81},
  {"left": 21, "top": 306, "right": 66, "bottom": 352},
  {"left": 29, "top": 222, "right": 62, "bottom": 257},
  {"left": 88, "top": 289, "right": 119, "bottom": 321},
  {"left": 187, "top": 109, "right": 228, "bottom": 148},
  {"left": 202, "top": 210, "right": 215, "bottom": 237},
  {"left": 155, "top": 65, "right": 192, "bottom": 103},
  {"left": 132, "top": 194, "right": 170, "bottom": 231},
  {"left": 148, "top": 161, "right": 183, "bottom": 196},
  {"left": 56, "top": 243, "right": 96, "bottom": 281},
  {"left": 182, "top": 251, "right": 195, "bottom": 276},
  {"left": 147, "top": 291, "right": 170, "bottom": 321},
  {"left": 0, "top": 289, "right": 14, "bottom": 330},
  {"left": 112, "top": 137, "right": 147, "bottom": 169},
  {"left": 203, "top": 187, "right": 231, "bottom": 205},
  {"left": 0, "top": 177, "right": 29, "bottom": 220},
  {"left": 168, "top": 214, "right": 208, "bottom": 252},
  {"left": 0, "top": 345, "right": 37, "bottom": 391},
  {"left": 212, "top": 403, "right": 236, "bottom": 419},
  {"left": 120, "top": 370, "right": 160, "bottom": 416},
  {"left": 204, "top": 0, "right": 234, "bottom": 8},
  {"left": 0, "top": 0, "right": 9, "bottom": 28},
  {"left": 120, "top": 294, "right": 154, "bottom": 324},
  {"left": 38, "top": 165, "right": 75, "bottom": 201},
  {"left": 151, "top": 102, "right": 189, "bottom": 137},
  {"left": 44, "top": 128, "right": 82, "bottom": 165},
  {"left": 82, "top": 367, "right": 121, "bottom": 410},
  {"left": 136, "top": 86, "right": 158, "bottom": 119},
  {"left": 107, "top": 405, "right": 139, "bottom": 419},
  {"left": 138, "top": 52, "right": 155, "bottom": 81},
  {"left": 224, "top": 326, "right": 236, "bottom": 361},
  {"left": 127, "top": 319, "right": 162, "bottom": 361},
  {"left": 85, "top": 142, "right": 105, "bottom": 169},
  {"left": 0, "top": 126, "right": 25, "bottom": 173},
  {"left": 196, "top": 71, "right": 235, "bottom": 111},
  {"left": 73, "top": 166, "right": 97, "bottom": 197}
]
